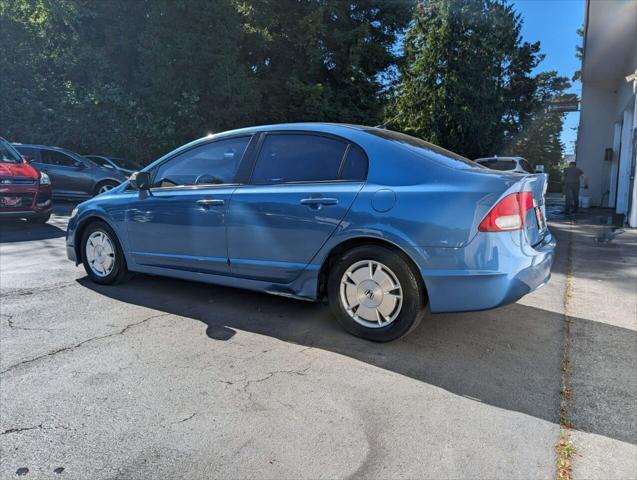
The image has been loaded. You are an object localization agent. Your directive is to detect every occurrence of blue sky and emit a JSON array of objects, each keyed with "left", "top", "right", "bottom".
[{"left": 511, "top": 0, "right": 585, "bottom": 154}]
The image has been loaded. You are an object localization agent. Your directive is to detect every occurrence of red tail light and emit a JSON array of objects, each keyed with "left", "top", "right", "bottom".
[{"left": 479, "top": 192, "right": 534, "bottom": 232}]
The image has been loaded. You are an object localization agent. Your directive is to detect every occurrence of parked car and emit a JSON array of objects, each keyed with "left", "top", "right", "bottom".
[
  {"left": 66, "top": 123, "right": 554, "bottom": 342},
  {"left": 13, "top": 144, "right": 128, "bottom": 199},
  {"left": 0, "top": 138, "right": 52, "bottom": 223},
  {"left": 84, "top": 155, "right": 141, "bottom": 176},
  {"left": 474, "top": 156, "right": 535, "bottom": 174}
]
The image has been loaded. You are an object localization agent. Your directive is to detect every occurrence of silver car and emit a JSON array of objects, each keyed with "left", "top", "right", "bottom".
[
  {"left": 13, "top": 144, "right": 128, "bottom": 198},
  {"left": 474, "top": 156, "right": 535, "bottom": 174}
]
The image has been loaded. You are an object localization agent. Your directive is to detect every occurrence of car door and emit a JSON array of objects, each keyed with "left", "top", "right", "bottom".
[
  {"left": 227, "top": 132, "right": 368, "bottom": 283},
  {"left": 40, "top": 149, "right": 92, "bottom": 196},
  {"left": 125, "top": 136, "right": 253, "bottom": 275}
]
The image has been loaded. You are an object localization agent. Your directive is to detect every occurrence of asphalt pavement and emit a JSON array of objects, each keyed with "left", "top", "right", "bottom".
[{"left": 0, "top": 202, "right": 634, "bottom": 479}]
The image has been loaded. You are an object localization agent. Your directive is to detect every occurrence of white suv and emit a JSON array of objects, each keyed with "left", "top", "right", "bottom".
[{"left": 475, "top": 156, "right": 534, "bottom": 174}]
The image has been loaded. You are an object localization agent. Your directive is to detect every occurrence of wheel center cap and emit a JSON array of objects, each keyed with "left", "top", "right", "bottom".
[{"left": 358, "top": 280, "right": 382, "bottom": 308}]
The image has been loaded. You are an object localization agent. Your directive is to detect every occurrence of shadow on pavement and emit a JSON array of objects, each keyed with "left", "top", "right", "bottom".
[
  {"left": 0, "top": 201, "right": 75, "bottom": 243},
  {"left": 77, "top": 272, "right": 636, "bottom": 445},
  {"left": 0, "top": 219, "right": 66, "bottom": 243}
]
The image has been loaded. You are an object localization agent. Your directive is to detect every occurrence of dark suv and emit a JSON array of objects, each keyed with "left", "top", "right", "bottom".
[{"left": 13, "top": 144, "right": 128, "bottom": 199}]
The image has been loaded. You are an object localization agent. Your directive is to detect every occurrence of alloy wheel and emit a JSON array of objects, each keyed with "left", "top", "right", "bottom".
[
  {"left": 339, "top": 260, "right": 403, "bottom": 328},
  {"left": 85, "top": 231, "right": 115, "bottom": 277},
  {"left": 98, "top": 183, "right": 116, "bottom": 194}
]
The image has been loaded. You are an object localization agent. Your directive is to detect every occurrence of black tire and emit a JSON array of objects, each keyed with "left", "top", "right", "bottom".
[
  {"left": 81, "top": 220, "right": 130, "bottom": 285},
  {"left": 327, "top": 245, "right": 427, "bottom": 342},
  {"left": 94, "top": 180, "right": 119, "bottom": 196},
  {"left": 27, "top": 212, "right": 51, "bottom": 224}
]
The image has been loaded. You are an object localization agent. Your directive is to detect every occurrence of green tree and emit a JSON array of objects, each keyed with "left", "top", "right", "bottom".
[
  {"left": 504, "top": 72, "right": 571, "bottom": 190},
  {"left": 388, "top": 0, "right": 542, "bottom": 159},
  {"left": 133, "top": 0, "right": 259, "bottom": 156},
  {"left": 504, "top": 72, "right": 570, "bottom": 166},
  {"left": 572, "top": 25, "right": 584, "bottom": 81},
  {"left": 237, "top": 0, "right": 412, "bottom": 124},
  {"left": 1, "top": 0, "right": 412, "bottom": 162}
]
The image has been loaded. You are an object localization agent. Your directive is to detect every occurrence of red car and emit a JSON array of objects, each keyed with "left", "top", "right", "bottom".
[{"left": 0, "top": 137, "right": 52, "bottom": 223}]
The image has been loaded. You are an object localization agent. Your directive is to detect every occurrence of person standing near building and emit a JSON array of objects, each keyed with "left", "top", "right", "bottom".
[{"left": 563, "top": 161, "right": 584, "bottom": 214}]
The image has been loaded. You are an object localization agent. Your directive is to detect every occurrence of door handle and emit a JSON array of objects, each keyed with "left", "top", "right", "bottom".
[
  {"left": 197, "top": 198, "right": 225, "bottom": 207},
  {"left": 300, "top": 197, "right": 338, "bottom": 206}
]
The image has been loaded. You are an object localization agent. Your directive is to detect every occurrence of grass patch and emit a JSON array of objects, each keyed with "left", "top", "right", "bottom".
[
  {"left": 556, "top": 430, "right": 576, "bottom": 480},
  {"left": 556, "top": 220, "right": 576, "bottom": 480}
]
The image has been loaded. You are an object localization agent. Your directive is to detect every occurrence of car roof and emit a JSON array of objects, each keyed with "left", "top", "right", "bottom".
[
  {"left": 12, "top": 143, "right": 85, "bottom": 157},
  {"left": 13, "top": 143, "right": 67, "bottom": 151},
  {"left": 165, "top": 123, "right": 384, "bottom": 160},
  {"left": 200, "top": 122, "right": 378, "bottom": 142},
  {"left": 210, "top": 122, "right": 368, "bottom": 134}
]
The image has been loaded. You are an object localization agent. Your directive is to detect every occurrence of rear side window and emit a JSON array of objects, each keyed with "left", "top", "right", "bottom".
[
  {"left": 152, "top": 136, "right": 250, "bottom": 188},
  {"left": 251, "top": 134, "right": 348, "bottom": 184},
  {"left": 41, "top": 150, "right": 76, "bottom": 166},
  {"left": 340, "top": 145, "right": 368, "bottom": 181}
]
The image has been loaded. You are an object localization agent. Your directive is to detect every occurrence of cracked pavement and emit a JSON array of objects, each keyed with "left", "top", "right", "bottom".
[{"left": 1, "top": 203, "right": 635, "bottom": 479}]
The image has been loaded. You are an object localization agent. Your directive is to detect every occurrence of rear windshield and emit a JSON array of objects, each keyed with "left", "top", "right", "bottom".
[
  {"left": 0, "top": 140, "right": 24, "bottom": 163},
  {"left": 476, "top": 159, "right": 516, "bottom": 171},
  {"left": 365, "top": 128, "right": 484, "bottom": 170}
]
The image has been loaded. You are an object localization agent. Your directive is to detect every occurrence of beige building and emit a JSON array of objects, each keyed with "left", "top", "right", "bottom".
[{"left": 576, "top": 0, "right": 637, "bottom": 226}]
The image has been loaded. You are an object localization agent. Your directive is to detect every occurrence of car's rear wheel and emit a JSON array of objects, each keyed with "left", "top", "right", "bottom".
[
  {"left": 27, "top": 213, "right": 51, "bottom": 224},
  {"left": 327, "top": 245, "right": 427, "bottom": 342},
  {"left": 81, "top": 221, "right": 130, "bottom": 284},
  {"left": 94, "top": 181, "right": 119, "bottom": 196}
]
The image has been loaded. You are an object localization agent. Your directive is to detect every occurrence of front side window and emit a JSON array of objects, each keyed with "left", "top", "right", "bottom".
[
  {"left": 152, "top": 137, "right": 250, "bottom": 188},
  {"left": 251, "top": 134, "right": 348, "bottom": 184},
  {"left": 14, "top": 146, "right": 40, "bottom": 162},
  {"left": 41, "top": 150, "right": 77, "bottom": 166}
]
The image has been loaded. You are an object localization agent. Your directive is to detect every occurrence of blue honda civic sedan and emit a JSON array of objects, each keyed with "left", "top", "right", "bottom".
[{"left": 66, "top": 123, "right": 555, "bottom": 341}]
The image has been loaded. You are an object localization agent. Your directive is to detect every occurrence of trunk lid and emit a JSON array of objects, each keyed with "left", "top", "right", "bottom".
[
  {"left": 467, "top": 170, "right": 549, "bottom": 246},
  {"left": 513, "top": 173, "right": 549, "bottom": 246}
]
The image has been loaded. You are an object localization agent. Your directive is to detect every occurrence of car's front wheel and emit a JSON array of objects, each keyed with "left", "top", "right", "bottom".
[
  {"left": 81, "top": 221, "right": 130, "bottom": 284},
  {"left": 327, "top": 245, "right": 427, "bottom": 342}
]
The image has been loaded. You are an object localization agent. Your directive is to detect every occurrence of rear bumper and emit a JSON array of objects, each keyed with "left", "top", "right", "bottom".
[{"left": 422, "top": 231, "right": 556, "bottom": 313}]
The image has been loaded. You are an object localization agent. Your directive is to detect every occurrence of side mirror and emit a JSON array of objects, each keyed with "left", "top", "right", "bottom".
[
  {"left": 74, "top": 161, "right": 87, "bottom": 170},
  {"left": 130, "top": 171, "right": 151, "bottom": 191},
  {"left": 21, "top": 155, "right": 33, "bottom": 163}
]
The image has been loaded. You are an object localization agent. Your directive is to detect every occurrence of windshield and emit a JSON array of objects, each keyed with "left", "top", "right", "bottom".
[
  {"left": 87, "top": 156, "right": 111, "bottom": 167},
  {"left": 365, "top": 128, "right": 484, "bottom": 170},
  {"left": 111, "top": 157, "right": 141, "bottom": 170},
  {"left": 0, "top": 140, "right": 24, "bottom": 164}
]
